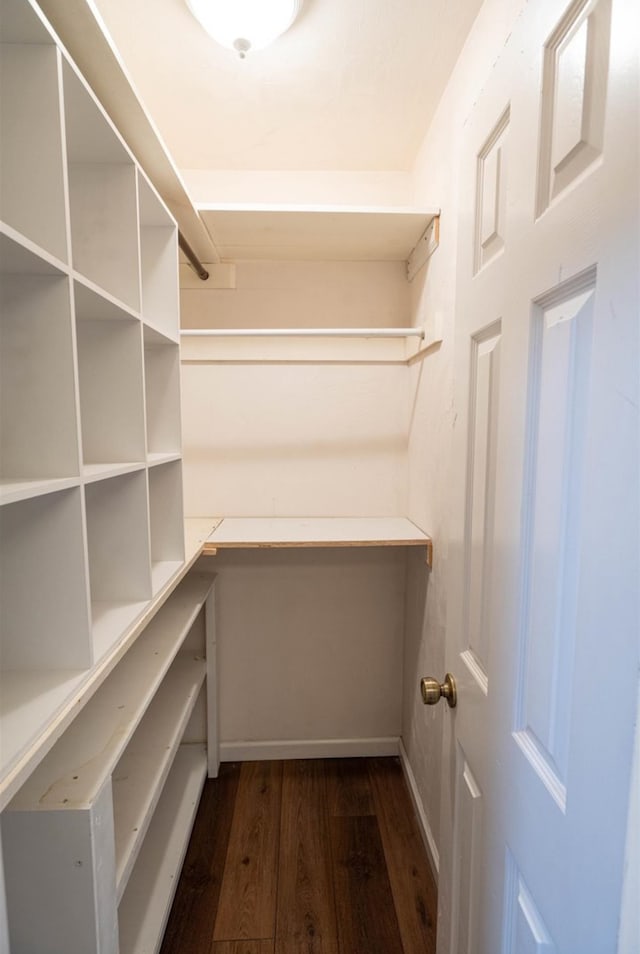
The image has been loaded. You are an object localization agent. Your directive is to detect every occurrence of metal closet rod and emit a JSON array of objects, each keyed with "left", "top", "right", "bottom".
[
  {"left": 180, "top": 327, "right": 425, "bottom": 338},
  {"left": 179, "top": 232, "right": 209, "bottom": 281}
]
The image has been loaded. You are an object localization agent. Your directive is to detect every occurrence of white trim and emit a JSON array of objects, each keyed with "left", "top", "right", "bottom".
[
  {"left": 220, "top": 737, "right": 400, "bottom": 762},
  {"left": 399, "top": 739, "right": 440, "bottom": 880}
]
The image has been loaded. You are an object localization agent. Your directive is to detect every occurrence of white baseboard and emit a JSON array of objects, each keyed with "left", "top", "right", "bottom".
[
  {"left": 220, "top": 737, "right": 401, "bottom": 762},
  {"left": 398, "top": 739, "right": 440, "bottom": 880}
]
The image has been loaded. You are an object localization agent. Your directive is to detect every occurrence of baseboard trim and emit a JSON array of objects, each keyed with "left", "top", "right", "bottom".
[
  {"left": 220, "top": 737, "right": 401, "bottom": 762},
  {"left": 398, "top": 739, "right": 440, "bottom": 880}
]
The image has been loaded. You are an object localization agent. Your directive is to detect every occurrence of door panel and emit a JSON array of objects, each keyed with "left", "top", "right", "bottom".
[
  {"left": 515, "top": 272, "right": 596, "bottom": 806},
  {"left": 451, "top": 747, "right": 484, "bottom": 954},
  {"left": 463, "top": 325, "right": 501, "bottom": 688},
  {"left": 504, "top": 854, "right": 555, "bottom": 954},
  {"left": 536, "top": 0, "right": 611, "bottom": 215},
  {"left": 440, "top": 0, "right": 639, "bottom": 951}
]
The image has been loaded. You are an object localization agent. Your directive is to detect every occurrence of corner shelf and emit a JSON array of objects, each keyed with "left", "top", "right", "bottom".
[{"left": 203, "top": 516, "right": 434, "bottom": 567}]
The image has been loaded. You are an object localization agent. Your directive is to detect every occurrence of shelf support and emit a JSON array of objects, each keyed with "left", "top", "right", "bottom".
[
  {"left": 407, "top": 214, "right": 440, "bottom": 282},
  {"left": 425, "top": 539, "right": 433, "bottom": 570}
]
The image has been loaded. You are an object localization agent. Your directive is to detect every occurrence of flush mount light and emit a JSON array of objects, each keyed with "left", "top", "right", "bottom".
[{"left": 186, "top": 0, "right": 302, "bottom": 58}]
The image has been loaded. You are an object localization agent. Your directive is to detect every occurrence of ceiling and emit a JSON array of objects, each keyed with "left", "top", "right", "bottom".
[{"left": 92, "top": 0, "right": 483, "bottom": 175}]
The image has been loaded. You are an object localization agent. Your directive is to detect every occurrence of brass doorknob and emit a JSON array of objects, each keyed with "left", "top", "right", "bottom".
[{"left": 420, "top": 673, "right": 457, "bottom": 708}]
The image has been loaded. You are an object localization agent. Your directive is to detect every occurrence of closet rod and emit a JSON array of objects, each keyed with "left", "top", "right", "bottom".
[
  {"left": 179, "top": 232, "right": 209, "bottom": 281},
  {"left": 180, "top": 327, "right": 425, "bottom": 339}
]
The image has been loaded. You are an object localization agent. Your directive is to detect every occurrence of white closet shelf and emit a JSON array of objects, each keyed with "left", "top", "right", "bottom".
[
  {"left": 0, "top": 476, "right": 80, "bottom": 506},
  {"left": 197, "top": 204, "right": 439, "bottom": 262},
  {"left": 117, "top": 743, "right": 207, "bottom": 954},
  {"left": 0, "top": 518, "right": 218, "bottom": 812},
  {"left": 113, "top": 656, "right": 206, "bottom": 899},
  {"left": 147, "top": 452, "right": 182, "bottom": 468},
  {"left": 82, "top": 462, "right": 146, "bottom": 483},
  {"left": 11, "top": 576, "right": 208, "bottom": 807},
  {"left": 203, "top": 516, "right": 433, "bottom": 567},
  {"left": 8, "top": 573, "right": 213, "bottom": 815},
  {"left": 0, "top": 225, "right": 67, "bottom": 276}
]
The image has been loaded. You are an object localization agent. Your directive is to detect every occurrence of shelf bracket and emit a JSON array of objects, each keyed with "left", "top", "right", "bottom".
[
  {"left": 407, "top": 215, "right": 440, "bottom": 282},
  {"left": 425, "top": 540, "right": 433, "bottom": 570}
]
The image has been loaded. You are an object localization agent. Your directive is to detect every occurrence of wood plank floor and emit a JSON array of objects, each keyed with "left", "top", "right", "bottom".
[{"left": 160, "top": 757, "right": 437, "bottom": 954}]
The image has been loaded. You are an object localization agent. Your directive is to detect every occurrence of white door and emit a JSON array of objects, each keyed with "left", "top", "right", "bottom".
[{"left": 438, "top": 0, "right": 639, "bottom": 951}]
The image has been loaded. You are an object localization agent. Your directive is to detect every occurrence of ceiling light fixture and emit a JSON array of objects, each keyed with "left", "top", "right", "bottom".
[{"left": 186, "top": 0, "right": 302, "bottom": 58}]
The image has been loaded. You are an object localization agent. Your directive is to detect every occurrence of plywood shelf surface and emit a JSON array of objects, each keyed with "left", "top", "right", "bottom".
[{"left": 204, "top": 516, "right": 432, "bottom": 549}]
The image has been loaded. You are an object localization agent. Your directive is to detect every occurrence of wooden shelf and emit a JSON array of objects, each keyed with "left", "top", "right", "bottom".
[
  {"left": 117, "top": 744, "right": 207, "bottom": 954},
  {"left": 198, "top": 204, "right": 439, "bottom": 262},
  {"left": 0, "top": 519, "right": 217, "bottom": 811},
  {"left": 203, "top": 516, "right": 433, "bottom": 566},
  {"left": 7, "top": 574, "right": 213, "bottom": 815},
  {"left": 112, "top": 656, "right": 206, "bottom": 899}
]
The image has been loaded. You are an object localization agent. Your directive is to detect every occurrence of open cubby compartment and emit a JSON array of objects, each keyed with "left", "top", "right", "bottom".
[
  {"left": 117, "top": 743, "right": 207, "bottom": 954},
  {"left": 0, "top": 242, "right": 80, "bottom": 505},
  {"left": 0, "top": 9, "right": 68, "bottom": 262},
  {"left": 75, "top": 281, "right": 146, "bottom": 478},
  {"left": 62, "top": 59, "right": 140, "bottom": 311},
  {"left": 178, "top": 590, "right": 218, "bottom": 777},
  {"left": 0, "top": 489, "right": 91, "bottom": 673},
  {"left": 84, "top": 471, "right": 152, "bottom": 662},
  {"left": 112, "top": 651, "right": 206, "bottom": 901},
  {"left": 144, "top": 325, "right": 182, "bottom": 461},
  {"left": 148, "top": 461, "right": 185, "bottom": 594},
  {"left": 138, "top": 172, "right": 179, "bottom": 339}
]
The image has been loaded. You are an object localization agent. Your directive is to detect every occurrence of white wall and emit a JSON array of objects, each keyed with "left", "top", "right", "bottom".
[
  {"left": 181, "top": 259, "right": 410, "bottom": 329},
  {"left": 180, "top": 259, "right": 412, "bottom": 754},
  {"left": 180, "top": 260, "right": 411, "bottom": 518},
  {"left": 205, "top": 548, "right": 406, "bottom": 758}
]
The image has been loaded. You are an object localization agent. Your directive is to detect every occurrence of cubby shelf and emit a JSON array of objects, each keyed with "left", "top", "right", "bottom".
[
  {"left": 2, "top": 572, "right": 216, "bottom": 954},
  {"left": 1, "top": 0, "right": 187, "bottom": 831},
  {"left": 0, "top": 519, "right": 217, "bottom": 813},
  {"left": 117, "top": 743, "right": 207, "bottom": 954},
  {"left": 113, "top": 655, "right": 206, "bottom": 899}
]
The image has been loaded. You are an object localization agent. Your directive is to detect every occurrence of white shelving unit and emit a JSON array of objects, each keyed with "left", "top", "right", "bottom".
[
  {"left": 2, "top": 573, "right": 217, "bottom": 954},
  {"left": 0, "top": 1, "right": 213, "bottom": 949},
  {"left": 0, "top": 0, "right": 188, "bottom": 792}
]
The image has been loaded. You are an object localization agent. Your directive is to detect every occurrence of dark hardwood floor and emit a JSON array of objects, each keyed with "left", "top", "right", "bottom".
[{"left": 160, "top": 757, "right": 437, "bottom": 954}]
